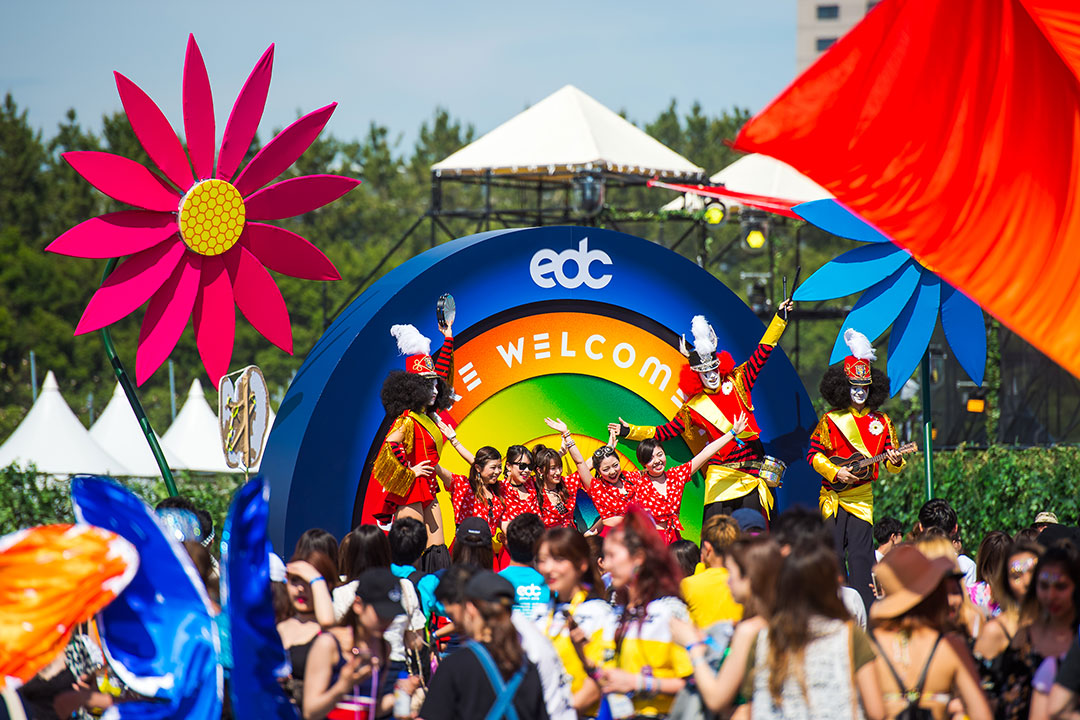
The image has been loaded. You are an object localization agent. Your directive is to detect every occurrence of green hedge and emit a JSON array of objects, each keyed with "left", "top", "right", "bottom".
[
  {"left": 0, "top": 464, "right": 245, "bottom": 551},
  {"left": 874, "top": 444, "right": 1080, "bottom": 546}
]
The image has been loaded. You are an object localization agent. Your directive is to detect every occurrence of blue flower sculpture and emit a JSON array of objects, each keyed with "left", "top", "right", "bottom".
[{"left": 792, "top": 199, "right": 986, "bottom": 395}]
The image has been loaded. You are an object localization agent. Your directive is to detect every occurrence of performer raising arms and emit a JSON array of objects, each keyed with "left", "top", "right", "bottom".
[
  {"left": 370, "top": 322, "right": 455, "bottom": 546},
  {"left": 499, "top": 444, "right": 542, "bottom": 523},
  {"left": 431, "top": 418, "right": 507, "bottom": 542},
  {"left": 808, "top": 328, "right": 905, "bottom": 612},
  {"left": 632, "top": 412, "right": 749, "bottom": 544},
  {"left": 556, "top": 423, "right": 639, "bottom": 533},
  {"left": 609, "top": 300, "right": 793, "bottom": 522}
]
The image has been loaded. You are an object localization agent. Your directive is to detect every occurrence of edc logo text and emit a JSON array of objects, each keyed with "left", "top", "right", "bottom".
[{"left": 529, "top": 238, "right": 613, "bottom": 290}]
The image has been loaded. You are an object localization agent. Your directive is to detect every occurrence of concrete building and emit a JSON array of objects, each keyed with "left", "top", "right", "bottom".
[{"left": 796, "top": 0, "right": 879, "bottom": 73}]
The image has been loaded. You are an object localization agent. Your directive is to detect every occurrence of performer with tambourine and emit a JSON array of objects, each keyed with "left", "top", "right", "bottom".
[
  {"left": 608, "top": 300, "right": 793, "bottom": 523},
  {"left": 808, "top": 328, "right": 914, "bottom": 611},
  {"left": 369, "top": 298, "right": 457, "bottom": 547}
]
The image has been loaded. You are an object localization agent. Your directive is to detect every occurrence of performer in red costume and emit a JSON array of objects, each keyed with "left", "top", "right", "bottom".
[
  {"left": 370, "top": 321, "right": 455, "bottom": 546},
  {"left": 609, "top": 299, "right": 792, "bottom": 522},
  {"left": 808, "top": 328, "right": 905, "bottom": 612}
]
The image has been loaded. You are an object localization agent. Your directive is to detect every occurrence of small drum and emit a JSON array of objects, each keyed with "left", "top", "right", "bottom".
[{"left": 757, "top": 455, "right": 787, "bottom": 488}]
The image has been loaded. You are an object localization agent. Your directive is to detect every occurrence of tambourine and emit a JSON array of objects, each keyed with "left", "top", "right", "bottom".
[{"left": 436, "top": 293, "right": 456, "bottom": 330}]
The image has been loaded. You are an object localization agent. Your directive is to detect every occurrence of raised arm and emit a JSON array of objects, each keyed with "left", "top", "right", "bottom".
[
  {"left": 672, "top": 616, "right": 761, "bottom": 712},
  {"left": 546, "top": 417, "right": 595, "bottom": 489},
  {"left": 287, "top": 560, "right": 336, "bottom": 628},
  {"left": 433, "top": 416, "right": 473, "bottom": 490},
  {"left": 688, "top": 412, "right": 747, "bottom": 475},
  {"left": 742, "top": 301, "right": 791, "bottom": 392}
]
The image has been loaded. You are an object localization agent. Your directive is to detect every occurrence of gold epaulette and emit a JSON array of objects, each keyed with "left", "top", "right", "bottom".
[
  {"left": 811, "top": 413, "right": 833, "bottom": 452},
  {"left": 373, "top": 415, "right": 417, "bottom": 497}
]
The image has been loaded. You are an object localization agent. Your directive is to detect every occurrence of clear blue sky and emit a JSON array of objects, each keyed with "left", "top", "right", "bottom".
[{"left": 3, "top": 1, "right": 796, "bottom": 157}]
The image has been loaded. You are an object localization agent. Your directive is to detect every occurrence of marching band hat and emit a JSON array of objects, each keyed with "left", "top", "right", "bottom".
[
  {"left": 842, "top": 328, "right": 876, "bottom": 386},
  {"left": 391, "top": 324, "right": 437, "bottom": 378}
]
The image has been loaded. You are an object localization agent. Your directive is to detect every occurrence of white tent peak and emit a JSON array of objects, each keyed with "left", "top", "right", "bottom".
[
  {"left": 0, "top": 370, "right": 131, "bottom": 476},
  {"left": 162, "top": 378, "right": 238, "bottom": 474},
  {"left": 432, "top": 85, "right": 704, "bottom": 179},
  {"left": 661, "top": 153, "right": 833, "bottom": 212},
  {"left": 90, "top": 381, "right": 182, "bottom": 478}
]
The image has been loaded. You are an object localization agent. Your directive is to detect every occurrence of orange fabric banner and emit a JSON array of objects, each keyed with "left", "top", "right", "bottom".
[{"left": 735, "top": 0, "right": 1080, "bottom": 378}]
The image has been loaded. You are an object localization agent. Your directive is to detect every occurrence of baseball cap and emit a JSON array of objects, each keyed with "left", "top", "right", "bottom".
[
  {"left": 1035, "top": 511, "right": 1059, "bottom": 526},
  {"left": 354, "top": 567, "right": 405, "bottom": 620},
  {"left": 458, "top": 516, "right": 493, "bottom": 544},
  {"left": 464, "top": 570, "right": 515, "bottom": 603},
  {"left": 732, "top": 508, "right": 767, "bottom": 533}
]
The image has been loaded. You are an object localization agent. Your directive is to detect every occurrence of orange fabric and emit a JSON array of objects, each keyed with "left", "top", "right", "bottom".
[
  {"left": 735, "top": 0, "right": 1080, "bottom": 379},
  {"left": 0, "top": 524, "right": 137, "bottom": 687}
]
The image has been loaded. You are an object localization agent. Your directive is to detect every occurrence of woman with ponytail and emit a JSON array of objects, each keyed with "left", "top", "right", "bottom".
[{"left": 418, "top": 571, "right": 548, "bottom": 720}]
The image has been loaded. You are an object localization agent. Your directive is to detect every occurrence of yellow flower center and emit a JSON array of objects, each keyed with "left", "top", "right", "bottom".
[{"left": 178, "top": 179, "right": 245, "bottom": 256}]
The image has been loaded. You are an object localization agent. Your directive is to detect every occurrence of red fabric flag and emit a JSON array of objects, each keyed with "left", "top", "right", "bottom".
[{"left": 735, "top": 0, "right": 1080, "bottom": 378}]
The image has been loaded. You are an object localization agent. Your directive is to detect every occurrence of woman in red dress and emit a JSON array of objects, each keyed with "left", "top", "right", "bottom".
[
  {"left": 499, "top": 444, "right": 542, "bottom": 523},
  {"left": 431, "top": 423, "right": 507, "bottom": 541},
  {"left": 632, "top": 412, "right": 748, "bottom": 544},
  {"left": 550, "top": 423, "right": 639, "bottom": 533},
  {"left": 370, "top": 323, "right": 454, "bottom": 546}
]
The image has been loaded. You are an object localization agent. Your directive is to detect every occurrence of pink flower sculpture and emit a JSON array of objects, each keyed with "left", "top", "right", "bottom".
[{"left": 48, "top": 35, "right": 359, "bottom": 385}]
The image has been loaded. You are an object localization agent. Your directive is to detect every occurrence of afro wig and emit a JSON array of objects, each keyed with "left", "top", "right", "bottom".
[
  {"left": 380, "top": 370, "right": 454, "bottom": 418},
  {"left": 819, "top": 365, "right": 890, "bottom": 411}
]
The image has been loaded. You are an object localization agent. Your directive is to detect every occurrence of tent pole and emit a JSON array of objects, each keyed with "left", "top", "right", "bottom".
[
  {"left": 921, "top": 349, "right": 934, "bottom": 500},
  {"left": 99, "top": 258, "right": 178, "bottom": 497}
]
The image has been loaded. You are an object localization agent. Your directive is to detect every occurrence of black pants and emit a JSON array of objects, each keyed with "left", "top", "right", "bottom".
[
  {"left": 704, "top": 486, "right": 773, "bottom": 527},
  {"left": 826, "top": 506, "right": 874, "bottom": 614}
]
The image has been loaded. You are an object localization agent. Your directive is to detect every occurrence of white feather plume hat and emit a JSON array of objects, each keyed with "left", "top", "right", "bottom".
[
  {"left": 842, "top": 328, "right": 876, "bottom": 385},
  {"left": 390, "top": 324, "right": 436, "bottom": 377}
]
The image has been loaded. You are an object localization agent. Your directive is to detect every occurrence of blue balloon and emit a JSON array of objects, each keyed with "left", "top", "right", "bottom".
[
  {"left": 221, "top": 477, "right": 298, "bottom": 720},
  {"left": 71, "top": 476, "right": 221, "bottom": 720}
]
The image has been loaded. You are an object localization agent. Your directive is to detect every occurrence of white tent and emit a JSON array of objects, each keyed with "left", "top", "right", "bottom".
[
  {"left": 432, "top": 85, "right": 704, "bottom": 179},
  {"left": 162, "top": 379, "right": 237, "bottom": 474},
  {"left": 0, "top": 371, "right": 132, "bottom": 476},
  {"left": 660, "top": 153, "right": 833, "bottom": 212},
  {"left": 90, "top": 382, "right": 184, "bottom": 477}
]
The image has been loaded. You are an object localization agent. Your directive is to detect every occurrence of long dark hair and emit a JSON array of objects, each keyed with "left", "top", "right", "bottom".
[
  {"left": 339, "top": 525, "right": 391, "bottom": 582},
  {"left": 469, "top": 446, "right": 504, "bottom": 506},
  {"left": 993, "top": 541, "right": 1044, "bottom": 615},
  {"left": 539, "top": 526, "right": 605, "bottom": 600},
  {"left": 1020, "top": 544, "right": 1080, "bottom": 627},
  {"left": 976, "top": 530, "right": 1012, "bottom": 584},
  {"left": 766, "top": 542, "right": 849, "bottom": 700},
  {"left": 819, "top": 365, "right": 889, "bottom": 410},
  {"left": 727, "top": 536, "right": 782, "bottom": 620},
  {"left": 280, "top": 549, "right": 338, "bottom": 620},
  {"left": 505, "top": 444, "right": 541, "bottom": 511},
  {"left": 453, "top": 533, "right": 495, "bottom": 570},
  {"left": 293, "top": 528, "right": 339, "bottom": 568},
  {"left": 470, "top": 596, "right": 524, "bottom": 678},
  {"left": 873, "top": 582, "right": 950, "bottom": 635},
  {"left": 534, "top": 445, "right": 568, "bottom": 505}
]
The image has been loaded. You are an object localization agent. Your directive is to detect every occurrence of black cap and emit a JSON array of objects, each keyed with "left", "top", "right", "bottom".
[
  {"left": 458, "top": 516, "right": 493, "bottom": 544},
  {"left": 732, "top": 508, "right": 766, "bottom": 532},
  {"left": 354, "top": 567, "right": 405, "bottom": 620},
  {"left": 464, "top": 570, "right": 515, "bottom": 603}
]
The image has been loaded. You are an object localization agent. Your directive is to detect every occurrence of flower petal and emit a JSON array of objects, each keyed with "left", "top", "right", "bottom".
[
  {"left": 63, "top": 151, "right": 181, "bottom": 211},
  {"left": 183, "top": 34, "right": 215, "bottom": 180},
  {"left": 47, "top": 211, "right": 178, "bottom": 259},
  {"left": 193, "top": 256, "right": 235, "bottom": 386},
  {"left": 244, "top": 175, "right": 360, "bottom": 220},
  {"left": 74, "top": 239, "right": 186, "bottom": 335},
  {"left": 136, "top": 254, "right": 202, "bottom": 385},
  {"left": 793, "top": 199, "right": 893, "bottom": 243},
  {"left": 827, "top": 260, "right": 921, "bottom": 363},
  {"left": 941, "top": 283, "right": 986, "bottom": 386},
  {"left": 233, "top": 103, "right": 337, "bottom": 196},
  {"left": 794, "top": 243, "right": 910, "bottom": 301},
  {"left": 217, "top": 44, "right": 274, "bottom": 181},
  {"left": 886, "top": 276, "right": 941, "bottom": 396},
  {"left": 225, "top": 246, "right": 293, "bottom": 354},
  {"left": 242, "top": 223, "right": 340, "bottom": 280},
  {"left": 115, "top": 72, "right": 194, "bottom": 190}
]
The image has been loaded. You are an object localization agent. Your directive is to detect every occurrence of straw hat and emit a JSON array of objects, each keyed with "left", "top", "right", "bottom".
[{"left": 870, "top": 545, "right": 956, "bottom": 620}]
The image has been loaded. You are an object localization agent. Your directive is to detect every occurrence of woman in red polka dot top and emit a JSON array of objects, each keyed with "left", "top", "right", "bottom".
[
  {"left": 633, "top": 412, "right": 749, "bottom": 544},
  {"left": 548, "top": 420, "right": 639, "bottom": 534},
  {"left": 432, "top": 432, "right": 507, "bottom": 542}
]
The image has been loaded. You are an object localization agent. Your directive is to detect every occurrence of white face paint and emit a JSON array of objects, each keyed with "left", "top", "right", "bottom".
[
  {"left": 429, "top": 379, "right": 439, "bottom": 406},
  {"left": 850, "top": 385, "right": 869, "bottom": 406},
  {"left": 699, "top": 370, "right": 721, "bottom": 390}
]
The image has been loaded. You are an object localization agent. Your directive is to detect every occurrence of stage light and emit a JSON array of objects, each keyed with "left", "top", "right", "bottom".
[
  {"left": 572, "top": 173, "right": 605, "bottom": 218},
  {"left": 745, "top": 229, "right": 766, "bottom": 249},
  {"left": 704, "top": 203, "right": 725, "bottom": 225},
  {"left": 740, "top": 209, "right": 769, "bottom": 251},
  {"left": 966, "top": 398, "right": 985, "bottom": 413}
]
